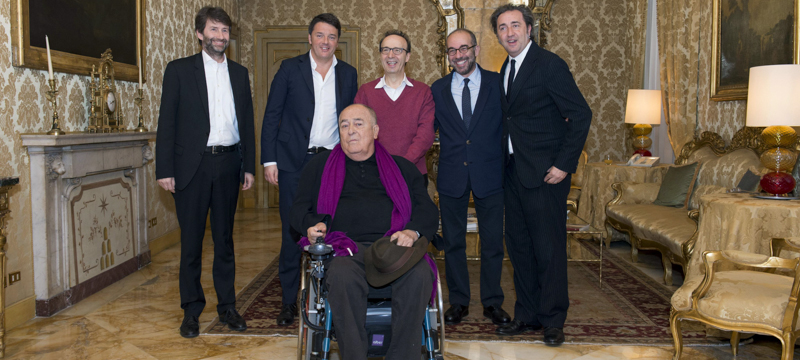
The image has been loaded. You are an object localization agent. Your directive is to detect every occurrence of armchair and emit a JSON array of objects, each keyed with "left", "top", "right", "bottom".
[
  {"left": 670, "top": 238, "right": 800, "bottom": 360},
  {"left": 567, "top": 150, "right": 588, "bottom": 213}
]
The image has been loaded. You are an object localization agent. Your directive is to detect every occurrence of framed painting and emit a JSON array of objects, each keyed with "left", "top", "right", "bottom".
[
  {"left": 10, "top": 0, "right": 146, "bottom": 83},
  {"left": 711, "top": 0, "right": 799, "bottom": 101}
]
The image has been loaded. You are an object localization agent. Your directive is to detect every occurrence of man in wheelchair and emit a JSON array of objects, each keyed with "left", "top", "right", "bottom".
[{"left": 291, "top": 104, "right": 439, "bottom": 359}]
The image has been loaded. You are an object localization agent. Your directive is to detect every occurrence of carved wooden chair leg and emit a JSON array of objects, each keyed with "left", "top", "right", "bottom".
[
  {"left": 670, "top": 309, "right": 683, "bottom": 360},
  {"left": 662, "top": 253, "right": 673, "bottom": 286},
  {"left": 781, "top": 333, "right": 796, "bottom": 360},
  {"left": 729, "top": 331, "right": 740, "bottom": 356}
]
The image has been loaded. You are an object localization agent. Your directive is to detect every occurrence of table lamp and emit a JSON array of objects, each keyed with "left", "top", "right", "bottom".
[
  {"left": 624, "top": 89, "right": 662, "bottom": 156},
  {"left": 745, "top": 64, "right": 800, "bottom": 197}
]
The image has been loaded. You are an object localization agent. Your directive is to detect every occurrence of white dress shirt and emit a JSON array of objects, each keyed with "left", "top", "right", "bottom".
[
  {"left": 202, "top": 50, "right": 239, "bottom": 147},
  {"left": 375, "top": 74, "right": 414, "bottom": 101},
  {"left": 263, "top": 53, "right": 340, "bottom": 167},
  {"left": 451, "top": 67, "right": 481, "bottom": 119},
  {"left": 504, "top": 41, "right": 532, "bottom": 155}
]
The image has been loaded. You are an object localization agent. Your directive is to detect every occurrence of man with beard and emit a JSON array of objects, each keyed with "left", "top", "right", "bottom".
[
  {"left": 430, "top": 29, "right": 509, "bottom": 327},
  {"left": 156, "top": 6, "right": 255, "bottom": 338},
  {"left": 354, "top": 30, "right": 435, "bottom": 183},
  {"left": 261, "top": 13, "right": 358, "bottom": 326},
  {"left": 491, "top": 4, "right": 591, "bottom": 345}
]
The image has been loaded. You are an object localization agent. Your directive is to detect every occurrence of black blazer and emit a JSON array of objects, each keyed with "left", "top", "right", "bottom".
[
  {"left": 260, "top": 52, "right": 359, "bottom": 172},
  {"left": 155, "top": 53, "right": 256, "bottom": 191},
  {"left": 431, "top": 66, "right": 504, "bottom": 198},
  {"left": 500, "top": 42, "right": 592, "bottom": 189}
]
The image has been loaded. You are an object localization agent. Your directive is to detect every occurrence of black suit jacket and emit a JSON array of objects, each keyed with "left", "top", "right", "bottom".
[
  {"left": 155, "top": 53, "right": 256, "bottom": 191},
  {"left": 432, "top": 66, "right": 504, "bottom": 198},
  {"left": 500, "top": 42, "right": 592, "bottom": 189},
  {"left": 260, "top": 52, "right": 359, "bottom": 172}
]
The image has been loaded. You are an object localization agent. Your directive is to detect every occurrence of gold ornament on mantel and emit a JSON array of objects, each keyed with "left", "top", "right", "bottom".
[{"left": 88, "top": 49, "right": 124, "bottom": 133}]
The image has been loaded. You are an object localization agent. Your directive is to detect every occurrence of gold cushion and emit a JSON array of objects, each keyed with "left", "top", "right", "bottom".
[
  {"left": 606, "top": 204, "right": 696, "bottom": 256},
  {"left": 695, "top": 270, "right": 797, "bottom": 330}
]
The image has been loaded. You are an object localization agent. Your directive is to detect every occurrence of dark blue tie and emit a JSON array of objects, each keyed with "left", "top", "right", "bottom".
[
  {"left": 506, "top": 59, "right": 516, "bottom": 101},
  {"left": 462, "top": 78, "right": 472, "bottom": 129}
]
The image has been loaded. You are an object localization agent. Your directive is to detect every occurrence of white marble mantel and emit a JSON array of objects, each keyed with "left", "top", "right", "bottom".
[{"left": 22, "top": 132, "right": 157, "bottom": 315}]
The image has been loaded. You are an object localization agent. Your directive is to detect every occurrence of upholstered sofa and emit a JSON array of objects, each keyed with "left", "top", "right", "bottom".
[{"left": 605, "top": 128, "right": 766, "bottom": 285}]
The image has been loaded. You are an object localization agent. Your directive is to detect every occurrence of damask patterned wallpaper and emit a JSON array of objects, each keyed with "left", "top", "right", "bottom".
[
  {"left": 0, "top": 0, "right": 238, "bottom": 307},
  {"left": 239, "top": 0, "right": 441, "bottom": 87}
]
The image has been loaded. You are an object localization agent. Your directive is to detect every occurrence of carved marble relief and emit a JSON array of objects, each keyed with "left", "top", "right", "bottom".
[{"left": 68, "top": 177, "right": 135, "bottom": 285}]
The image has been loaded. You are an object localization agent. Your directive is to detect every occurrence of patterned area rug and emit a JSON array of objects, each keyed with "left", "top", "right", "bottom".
[{"left": 204, "top": 240, "right": 721, "bottom": 345}]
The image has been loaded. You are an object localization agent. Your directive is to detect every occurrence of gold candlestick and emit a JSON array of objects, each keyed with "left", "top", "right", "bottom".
[
  {"left": 45, "top": 78, "right": 65, "bottom": 135},
  {"left": 133, "top": 87, "right": 148, "bottom": 132}
]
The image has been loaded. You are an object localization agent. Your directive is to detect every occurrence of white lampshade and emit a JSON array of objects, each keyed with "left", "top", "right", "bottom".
[
  {"left": 624, "top": 89, "right": 662, "bottom": 125},
  {"left": 746, "top": 64, "right": 800, "bottom": 127}
]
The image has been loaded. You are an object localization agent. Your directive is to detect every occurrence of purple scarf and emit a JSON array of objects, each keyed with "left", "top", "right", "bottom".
[{"left": 298, "top": 142, "right": 438, "bottom": 304}]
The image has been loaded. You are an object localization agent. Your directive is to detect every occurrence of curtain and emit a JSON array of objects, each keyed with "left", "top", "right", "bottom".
[
  {"left": 656, "top": 0, "right": 703, "bottom": 155},
  {"left": 623, "top": 0, "right": 649, "bottom": 154}
]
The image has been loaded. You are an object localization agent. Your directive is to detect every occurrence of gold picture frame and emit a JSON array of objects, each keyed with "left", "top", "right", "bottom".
[
  {"left": 10, "top": 0, "right": 147, "bottom": 83},
  {"left": 710, "top": 0, "right": 799, "bottom": 101}
]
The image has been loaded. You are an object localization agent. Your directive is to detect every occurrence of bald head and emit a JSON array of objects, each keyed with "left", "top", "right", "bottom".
[{"left": 339, "top": 104, "right": 380, "bottom": 161}]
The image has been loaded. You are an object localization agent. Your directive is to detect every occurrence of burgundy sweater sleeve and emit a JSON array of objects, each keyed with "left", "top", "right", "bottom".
[{"left": 403, "top": 85, "right": 435, "bottom": 165}]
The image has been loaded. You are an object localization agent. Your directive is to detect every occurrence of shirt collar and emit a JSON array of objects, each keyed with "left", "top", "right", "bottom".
[
  {"left": 202, "top": 50, "right": 227, "bottom": 66},
  {"left": 508, "top": 40, "right": 532, "bottom": 64},
  {"left": 309, "top": 52, "right": 338, "bottom": 71},
  {"left": 375, "top": 74, "right": 413, "bottom": 89},
  {"left": 454, "top": 65, "right": 481, "bottom": 87}
]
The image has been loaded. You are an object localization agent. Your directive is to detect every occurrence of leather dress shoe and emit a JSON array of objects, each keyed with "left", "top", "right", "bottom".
[
  {"left": 220, "top": 308, "right": 247, "bottom": 331},
  {"left": 543, "top": 327, "right": 565, "bottom": 346},
  {"left": 495, "top": 319, "right": 542, "bottom": 336},
  {"left": 444, "top": 304, "right": 469, "bottom": 325},
  {"left": 277, "top": 303, "right": 297, "bottom": 326},
  {"left": 483, "top": 305, "right": 511, "bottom": 325},
  {"left": 180, "top": 315, "right": 199, "bottom": 338}
]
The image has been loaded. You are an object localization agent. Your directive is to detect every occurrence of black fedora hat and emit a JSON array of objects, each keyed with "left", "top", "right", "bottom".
[{"left": 365, "top": 236, "right": 429, "bottom": 287}]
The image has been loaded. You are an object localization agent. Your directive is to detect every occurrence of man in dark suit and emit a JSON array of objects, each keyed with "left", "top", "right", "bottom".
[
  {"left": 491, "top": 4, "right": 592, "bottom": 345},
  {"left": 261, "top": 13, "right": 359, "bottom": 326},
  {"left": 431, "top": 29, "right": 510, "bottom": 327},
  {"left": 155, "top": 6, "right": 255, "bottom": 338}
]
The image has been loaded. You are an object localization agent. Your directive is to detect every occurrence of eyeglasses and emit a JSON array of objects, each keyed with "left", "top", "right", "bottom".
[
  {"left": 380, "top": 47, "right": 408, "bottom": 55},
  {"left": 446, "top": 45, "right": 476, "bottom": 56}
]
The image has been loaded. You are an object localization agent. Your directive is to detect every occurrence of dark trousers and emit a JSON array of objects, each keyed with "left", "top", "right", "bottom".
[
  {"left": 278, "top": 153, "right": 315, "bottom": 305},
  {"left": 326, "top": 243, "right": 433, "bottom": 360},
  {"left": 503, "top": 156, "right": 570, "bottom": 327},
  {"left": 174, "top": 150, "right": 241, "bottom": 317},
  {"left": 439, "top": 177, "right": 504, "bottom": 307}
]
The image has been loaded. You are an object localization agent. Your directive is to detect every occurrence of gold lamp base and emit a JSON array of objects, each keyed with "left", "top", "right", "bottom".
[
  {"left": 759, "top": 125, "right": 798, "bottom": 195},
  {"left": 632, "top": 124, "right": 653, "bottom": 156}
]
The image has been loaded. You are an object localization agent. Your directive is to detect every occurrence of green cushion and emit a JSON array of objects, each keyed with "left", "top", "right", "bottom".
[{"left": 653, "top": 162, "right": 700, "bottom": 208}]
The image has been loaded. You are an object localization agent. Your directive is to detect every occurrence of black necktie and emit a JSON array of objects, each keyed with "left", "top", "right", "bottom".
[
  {"left": 462, "top": 79, "right": 472, "bottom": 129},
  {"left": 506, "top": 59, "right": 516, "bottom": 101}
]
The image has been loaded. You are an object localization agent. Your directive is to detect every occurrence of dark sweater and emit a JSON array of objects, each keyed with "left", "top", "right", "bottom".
[{"left": 290, "top": 151, "right": 438, "bottom": 244}]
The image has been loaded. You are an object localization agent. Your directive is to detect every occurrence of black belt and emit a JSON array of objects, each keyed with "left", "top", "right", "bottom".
[
  {"left": 307, "top": 146, "right": 328, "bottom": 155},
  {"left": 204, "top": 144, "right": 238, "bottom": 154}
]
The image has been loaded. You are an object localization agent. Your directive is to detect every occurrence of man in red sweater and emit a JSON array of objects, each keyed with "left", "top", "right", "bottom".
[{"left": 354, "top": 30, "right": 435, "bottom": 183}]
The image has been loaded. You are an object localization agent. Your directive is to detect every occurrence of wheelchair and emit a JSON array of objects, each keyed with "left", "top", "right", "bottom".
[{"left": 296, "top": 237, "right": 446, "bottom": 360}]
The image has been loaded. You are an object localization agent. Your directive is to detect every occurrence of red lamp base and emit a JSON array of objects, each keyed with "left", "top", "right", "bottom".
[
  {"left": 760, "top": 171, "right": 796, "bottom": 196},
  {"left": 633, "top": 149, "right": 652, "bottom": 156}
]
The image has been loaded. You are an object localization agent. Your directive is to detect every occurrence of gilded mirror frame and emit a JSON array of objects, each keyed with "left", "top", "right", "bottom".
[{"left": 10, "top": 0, "right": 147, "bottom": 83}]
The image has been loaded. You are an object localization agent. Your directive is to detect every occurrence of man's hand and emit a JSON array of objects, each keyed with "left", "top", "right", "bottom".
[
  {"left": 242, "top": 172, "right": 254, "bottom": 190},
  {"left": 157, "top": 177, "right": 176, "bottom": 193},
  {"left": 544, "top": 166, "right": 568, "bottom": 184},
  {"left": 307, "top": 222, "right": 327, "bottom": 240},
  {"left": 391, "top": 229, "right": 419, "bottom": 247},
  {"left": 264, "top": 165, "right": 279, "bottom": 185}
]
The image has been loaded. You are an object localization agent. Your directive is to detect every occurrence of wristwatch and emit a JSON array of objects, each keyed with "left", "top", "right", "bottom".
[{"left": 414, "top": 230, "right": 421, "bottom": 239}]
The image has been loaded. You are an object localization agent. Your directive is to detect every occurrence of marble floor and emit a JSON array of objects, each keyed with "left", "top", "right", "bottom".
[{"left": 4, "top": 208, "right": 792, "bottom": 359}]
